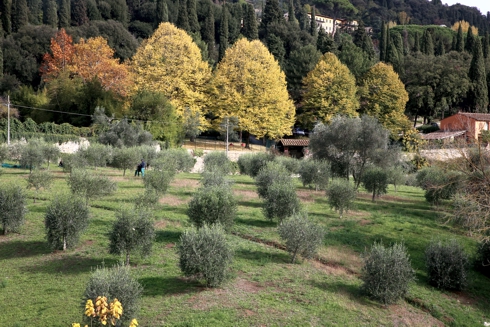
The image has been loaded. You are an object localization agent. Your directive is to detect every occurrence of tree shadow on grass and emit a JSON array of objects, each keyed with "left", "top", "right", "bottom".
[
  {"left": 155, "top": 230, "right": 182, "bottom": 244},
  {"left": 234, "top": 248, "right": 291, "bottom": 265},
  {"left": 139, "top": 276, "right": 203, "bottom": 296},
  {"left": 0, "top": 240, "right": 50, "bottom": 259},
  {"left": 20, "top": 255, "right": 118, "bottom": 275},
  {"left": 237, "top": 200, "right": 263, "bottom": 209},
  {"left": 235, "top": 217, "right": 276, "bottom": 228},
  {"left": 308, "top": 279, "right": 384, "bottom": 308}
]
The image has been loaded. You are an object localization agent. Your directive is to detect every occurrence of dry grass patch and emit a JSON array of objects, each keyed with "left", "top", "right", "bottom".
[
  {"left": 234, "top": 189, "right": 259, "bottom": 201},
  {"left": 317, "top": 245, "right": 363, "bottom": 275},
  {"left": 390, "top": 302, "right": 444, "bottom": 327},
  {"left": 159, "top": 195, "right": 189, "bottom": 206},
  {"left": 170, "top": 179, "right": 200, "bottom": 188},
  {"left": 297, "top": 189, "right": 324, "bottom": 203}
]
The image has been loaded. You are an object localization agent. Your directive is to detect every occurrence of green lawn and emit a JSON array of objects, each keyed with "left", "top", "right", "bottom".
[{"left": 0, "top": 166, "right": 489, "bottom": 326}]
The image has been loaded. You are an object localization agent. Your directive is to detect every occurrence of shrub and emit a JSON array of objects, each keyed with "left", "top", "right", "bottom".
[
  {"left": 299, "top": 159, "right": 330, "bottom": 190},
  {"left": 0, "top": 184, "right": 27, "bottom": 235},
  {"left": 275, "top": 156, "right": 300, "bottom": 174},
  {"left": 203, "top": 151, "right": 232, "bottom": 174},
  {"left": 255, "top": 161, "right": 291, "bottom": 198},
  {"left": 201, "top": 169, "right": 234, "bottom": 188},
  {"left": 20, "top": 138, "right": 45, "bottom": 172},
  {"left": 386, "top": 167, "right": 406, "bottom": 192},
  {"left": 137, "top": 145, "right": 158, "bottom": 167},
  {"left": 361, "top": 242, "right": 415, "bottom": 304},
  {"left": 111, "top": 147, "right": 140, "bottom": 176},
  {"left": 67, "top": 169, "right": 117, "bottom": 205},
  {"left": 248, "top": 152, "right": 275, "bottom": 177},
  {"left": 416, "top": 167, "right": 461, "bottom": 204},
  {"left": 187, "top": 184, "right": 237, "bottom": 231},
  {"left": 361, "top": 167, "right": 388, "bottom": 201},
  {"left": 133, "top": 190, "right": 160, "bottom": 210},
  {"left": 475, "top": 240, "right": 490, "bottom": 276},
  {"left": 109, "top": 208, "right": 155, "bottom": 265},
  {"left": 278, "top": 213, "right": 325, "bottom": 263},
  {"left": 60, "top": 152, "right": 87, "bottom": 173},
  {"left": 326, "top": 179, "right": 357, "bottom": 218},
  {"left": 237, "top": 153, "right": 254, "bottom": 175},
  {"left": 26, "top": 169, "right": 53, "bottom": 203},
  {"left": 44, "top": 195, "right": 90, "bottom": 251},
  {"left": 263, "top": 181, "right": 301, "bottom": 222},
  {"left": 83, "top": 264, "right": 143, "bottom": 326},
  {"left": 425, "top": 239, "right": 469, "bottom": 290},
  {"left": 80, "top": 143, "right": 113, "bottom": 170},
  {"left": 193, "top": 148, "right": 204, "bottom": 157},
  {"left": 0, "top": 143, "right": 8, "bottom": 163},
  {"left": 41, "top": 143, "right": 60, "bottom": 169},
  {"left": 153, "top": 148, "right": 194, "bottom": 172},
  {"left": 143, "top": 169, "right": 176, "bottom": 195},
  {"left": 178, "top": 224, "right": 233, "bottom": 287}
]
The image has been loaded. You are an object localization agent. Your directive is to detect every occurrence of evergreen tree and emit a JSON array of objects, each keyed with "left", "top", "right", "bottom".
[
  {"left": 0, "top": 0, "right": 11, "bottom": 35},
  {"left": 392, "top": 32, "right": 404, "bottom": 58},
  {"left": 71, "top": 0, "right": 88, "bottom": 26},
  {"left": 187, "top": 0, "right": 199, "bottom": 34},
  {"left": 379, "top": 22, "right": 387, "bottom": 61},
  {"left": 242, "top": 3, "right": 258, "bottom": 40},
  {"left": 0, "top": 45, "right": 3, "bottom": 79},
  {"left": 296, "top": 4, "right": 308, "bottom": 31},
  {"left": 86, "top": 0, "right": 101, "bottom": 20},
  {"left": 58, "top": 0, "right": 70, "bottom": 28},
  {"left": 385, "top": 38, "right": 401, "bottom": 73},
  {"left": 176, "top": 0, "right": 189, "bottom": 31},
  {"left": 310, "top": 6, "right": 317, "bottom": 37},
  {"left": 436, "top": 38, "right": 445, "bottom": 56},
  {"left": 260, "top": 0, "right": 282, "bottom": 30},
  {"left": 353, "top": 21, "right": 375, "bottom": 60},
  {"left": 451, "top": 34, "right": 456, "bottom": 51},
  {"left": 202, "top": 0, "right": 216, "bottom": 60},
  {"left": 156, "top": 0, "right": 168, "bottom": 25},
  {"left": 456, "top": 24, "right": 464, "bottom": 52},
  {"left": 484, "top": 32, "right": 489, "bottom": 59},
  {"left": 288, "top": 0, "right": 296, "bottom": 25},
  {"left": 267, "top": 33, "right": 285, "bottom": 67},
  {"left": 111, "top": 0, "right": 128, "bottom": 26},
  {"left": 218, "top": 5, "right": 228, "bottom": 62},
  {"left": 465, "top": 27, "right": 474, "bottom": 53},
  {"left": 469, "top": 37, "right": 489, "bottom": 112},
  {"left": 43, "top": 0, "right": 57, "bottom": 27},
  {"left": 413, "top": 32, "right": 420, "bottom": 52},
  {"left": 227, "top": 3, "right": 242, "bottom": 44},
  {"left": 421, "top": 29, "right": 434, "bottom": 56},
  {"left": 317, "top": 27, "right": 334, "bottom": 54},
  {"left": 12, "top": 0, "right": 28, "bottom": 32},
  {"left": 27, "top": 0, "right": 41, "bottom": 24}
]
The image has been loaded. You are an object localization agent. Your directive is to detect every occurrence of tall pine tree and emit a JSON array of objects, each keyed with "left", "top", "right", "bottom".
[
  {"left": 242, "top": 3, "right": 257, "bottom": 40},
  {"left": 413, "top": 32, "right": 420, "bottom": 52},
  {"left": 288, "top": 0, "right": 297, "bottom": 25},
  {"left": 317, "top": 27, "right": 334, "bottom": 54},
  {"left": 469, "top": 37, "right": 489, "bottom": 112},
  {"left": 187, "top": 0, "right": 199, "bottom": 34},
  {"left": 58, "top": 0, "right": 70, "bottom": 28},
  {"left": 436, "top": 38, "right": 445, "bottom": 56},
  {"left": 71, "top": 0, "right": 88, "bottom": 26},
  {"left": 379, "top": 22, "right": 387, "bottom": 62},
  {"left": 1, "top": 0, "right": 12, "bottom": 35},
  {"left": 483, "top": 32, "right": 489, "bottom": 59},
  {"left": 218, "top": 5, "right": 229, "bottom": 62},
  {"left": 156, "top": 0, "right": 168, "bottom": 26},
  {"left": 202, "top": 0, "right": 216, "bottom": 61},
  {"left": 421, "top": 29, "right": 434, "bottom": 56},
  {"left": 176, "top": 0, "right": 189, "bottom": 31},
  {"left": 354, "top": 21, "right": 375, "bottom": 60},
  {"left": 456, "top": 24, "right": 464, "bottom": 52},
  {"left": 465, "top": 27, "right": 474, "bottom": 53},
  {"left": 43, "top": 0, "right": 57, "bottom": 27},
  {"left": 260, "top": 0, "right": 282, "bottom": 30},
  {"left": 310, "top": 6, "right": 317, "bottom": 37},
  {"left": 12, "top": 0, "right": 28, "bottom": 32}
]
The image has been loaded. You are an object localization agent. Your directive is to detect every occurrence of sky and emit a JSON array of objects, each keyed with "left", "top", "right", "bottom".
[{"left": 444, "top": 0, "right": 490, "bottom": 15}]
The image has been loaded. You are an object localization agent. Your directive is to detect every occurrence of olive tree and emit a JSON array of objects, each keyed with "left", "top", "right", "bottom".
[
  {"left": 26, "top": 169, "right": 54, "bottom": 203},
  {"left": 361, "top": 167, "right": 388, "bottom": 201},
  {"left": 255, "top": 161, "right": 292, "bottom": 198},
  {"left": 143, "top": 169, "right": 176, "bottom": 195},
  {"left": 44, "top": 195, "right": 90, "bottom": 250},
  {"left": 0, "top": 184, "right": 27, "bottom": 234},
  {"left": 0, "top": 144, "right": 8, "bottom": 163},
  {"left": 109, "top": 208, "right": 155, "bottom": 265},
  {"left": 67, "top": 169, "right": 117, "bottom": 205},
  {"left": 111, "top": 147, "right": 140, "bottom": 176},
  {"left": 41, "top": 143, "right": 60, "bottom": 169},
  {"left": 20, "top": 139, "right": 45, "bottom": 172},
  {"left": 278, "top": 213, "right": 325, "bottom": 263},
  {"left": 299, "top": 159, "right": 330, "bottom": 190},
  {"left": 263, "top": 181, "right": 301, "bottom": 222},
  {"left": 326, "top": 179, "right": 357, "bottom": 218},
  {"left": 203, "top": 151, "right": 232, "bottom": 175},
  {"left": 80, "top": 143, "right": 113, "bottom": 170}
]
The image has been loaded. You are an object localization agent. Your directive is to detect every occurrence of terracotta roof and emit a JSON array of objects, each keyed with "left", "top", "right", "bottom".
[
  {"left": 458, "top": 112, "right": 490, "bottom": 121},
  {"left": 421, "top": 130, "right": 466, "bottom": 140},
  {"left": 278, "top": 139, "right": 309, "bottom": 146}
]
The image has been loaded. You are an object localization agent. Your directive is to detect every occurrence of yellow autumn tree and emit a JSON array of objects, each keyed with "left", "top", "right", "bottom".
[
  {"left": 451, "top": 20, "right": 478, "bottom": 35},
  {"left": 130, "top": 22, "right": 212, "bottom": 130},
  {"left": 358, "top": 62, "right": 411, "bottom": 136},
  {"left": 70, "top": 37, "right": 131, "bottom": 97},
  {"left": 209, "top": 38, "right": 295, "bottom": 139},
  {"left": 301, "top": 52, "right": 358, "bottom": 126}
]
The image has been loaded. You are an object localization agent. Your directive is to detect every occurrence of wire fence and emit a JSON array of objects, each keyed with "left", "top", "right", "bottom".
[{"left": 182, "top": 139, "right": 267, "bottom": 152}]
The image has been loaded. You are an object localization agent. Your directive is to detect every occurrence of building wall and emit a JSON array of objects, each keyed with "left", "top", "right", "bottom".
[{"left": 440, "top": 114, "right": 477, "bottom": 140}]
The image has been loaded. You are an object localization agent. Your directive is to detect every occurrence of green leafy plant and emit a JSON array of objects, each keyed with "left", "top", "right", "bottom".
[
  {"left": 326, "top": 179, "right": 357, "bottom": 218},
  {"left": 263, "top": 181, "right": 301, "bottom": 222},
  {"left": 67, "top": 169, "right": 117, "bottom": 205},
  {"left": 255, "top": 161, "right": 292, "bottom": 199},
  {"left": 0, "top": 183, "right": 27, "bottom": 235},
  {"left": 26, "top": 169, "right": 54, "bottom": 203},
  {"left": 361, "top": 167, "right": 388, "bottom": 201},
  {"left": 299, "top": 159, "right": 330, "bottom": 190}
]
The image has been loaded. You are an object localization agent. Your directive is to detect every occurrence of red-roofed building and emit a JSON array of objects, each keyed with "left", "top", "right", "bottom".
[
  {"left": 439, "top": 112, "right": 490, "bottom": 141},
  {"left": 276, "top": 139, "right": 309, "bottom": 158}
]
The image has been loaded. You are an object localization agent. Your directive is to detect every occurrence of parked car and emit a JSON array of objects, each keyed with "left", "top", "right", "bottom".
[{"left": 293, "top": 128, "right": 306, "bottom": 135}]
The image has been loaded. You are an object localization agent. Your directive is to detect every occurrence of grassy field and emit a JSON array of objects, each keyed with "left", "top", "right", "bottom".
[{"left": 0, "top": 165, "right": 489, "bottom": 327}]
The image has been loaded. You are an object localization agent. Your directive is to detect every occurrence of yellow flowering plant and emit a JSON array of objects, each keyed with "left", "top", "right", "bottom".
[{"left": 72, "top": 296, "right": 138, "bottom": 327}]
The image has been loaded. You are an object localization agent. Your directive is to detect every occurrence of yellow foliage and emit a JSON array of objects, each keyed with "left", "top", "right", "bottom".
[
  {"left": 70, "top": 37, "right": 131, "bottom": 97},
  {"left": 402, "top": 128, "right": 426, "bottom": 152},
  {"left": 398, "top": 12, "right": 410, "bottom": 25},
  {"left": 451, "top": 20, "right": 478, "bottom": 34},
  {"left": 301, "top": 52, "right": 358, "bottom": 126},
  {"left": 386, "top": 21, "right": 397, "bottom": 29},
  {"left": 358, "top": 62, "right": 410, "bottom": 136},
  {"left": 130, "top": 22, "right": 212, "bottom": 130},
  {"left": 209, "top": 38, "right": 295, "bottom": 139}
]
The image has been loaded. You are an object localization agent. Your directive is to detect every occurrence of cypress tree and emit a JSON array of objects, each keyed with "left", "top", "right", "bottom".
[
  {"left": 385, "top": 38, "right": 401, "bottom": 73},
  {"left": 111, "top": 0, "right": 128, "bottom": 26},
  {"left": 421, "top": 29, "right": 434, "bottom": 56},
  {"left": 187, "top": 0, "right": 199, "bottom": 34},
  {"left": 0, "top": 43, "right": 3, "bottom": 79},
  {"left": 12, "top": 0, "right": 28, "bottom": 32},
  {"left": 71, "top": 0, "right": 88, "bottom": 26},
  {"left": 42, "top": 0, "right": 57, "bottom": 27},
  {"left": 267, "top": 33, "right": 285, "bottom": 67},
  {"left": 242, "top": 3, "right": 257, "bottom": 40},
  {"left": 469, "top": 37, "right": 489, "bottom": 112},
  {"left": 451, "top": 34, "right": 457, "bottom": 51},
  {"left": 202, "top": 0, "right": 216, "bottom": 61},
  {"left": 58, "top": 0, "right": 70, "bottom": 28},
  {"left": 392, "top": 32, "right": 404, "bottom": 58},
  {"left": 260, "top": 0, "right": 282, "bottom": 30},
  {"left": 218, "top": 5, "right": 228, "bottom": 62},
  {"left": 288, "top": 0, "right": 296, "bottom": 25},
  {"left": 317, "top": 27, "right": 334, "bottom": 54},
  {"left": 156, "top": 0, "right": 168, "bottom": 25},
  {"left": 413, "top": 31, "right": 420, "bottom": 52},
  {"left": 379, "top": 22, "right": 387, "bottom": 61},
  {"left": 86, "top": 0, "right": 101, "bottom": 21},
  {"left": 27, "top": 0, "right": 41, "bottom": 24},
  {"left": 1, "top": 0, "right": 12, "bottom": 35},
  {"left": 465, "top": 27, "right": 474, "bottom": 53},
  {"left": 436, "top": 38, "right": 445, "bottom": 56},
  {"left": 176, "top": 0, "right": 189, "bottom": 31},
  {"left": 456, "top": 24, "right": 464, "bottom": 52},
  {"left": 310, "top": 6, "right": 317, "bottom": 37},
  {"left": 484, "top": 32, "right": 489, "bottom": 59},
  {"left": 297, "top": 5, "right": 308, "bottom": 31}
]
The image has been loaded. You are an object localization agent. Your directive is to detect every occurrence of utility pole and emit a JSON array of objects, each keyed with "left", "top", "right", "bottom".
[
  {"left": 7, "top": 95, "right": 10, "bottom": 145},
  {"left": 225, "top": 117, "right": 229, "bottom": 157}
]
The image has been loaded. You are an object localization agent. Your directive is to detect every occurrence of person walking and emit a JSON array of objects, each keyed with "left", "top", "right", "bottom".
[
  {"left": 135, "top": 162, "right": 142, "bottom": 176},
  {"left": 140, "top": 159, "right": 146, "bottom": 177}
]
